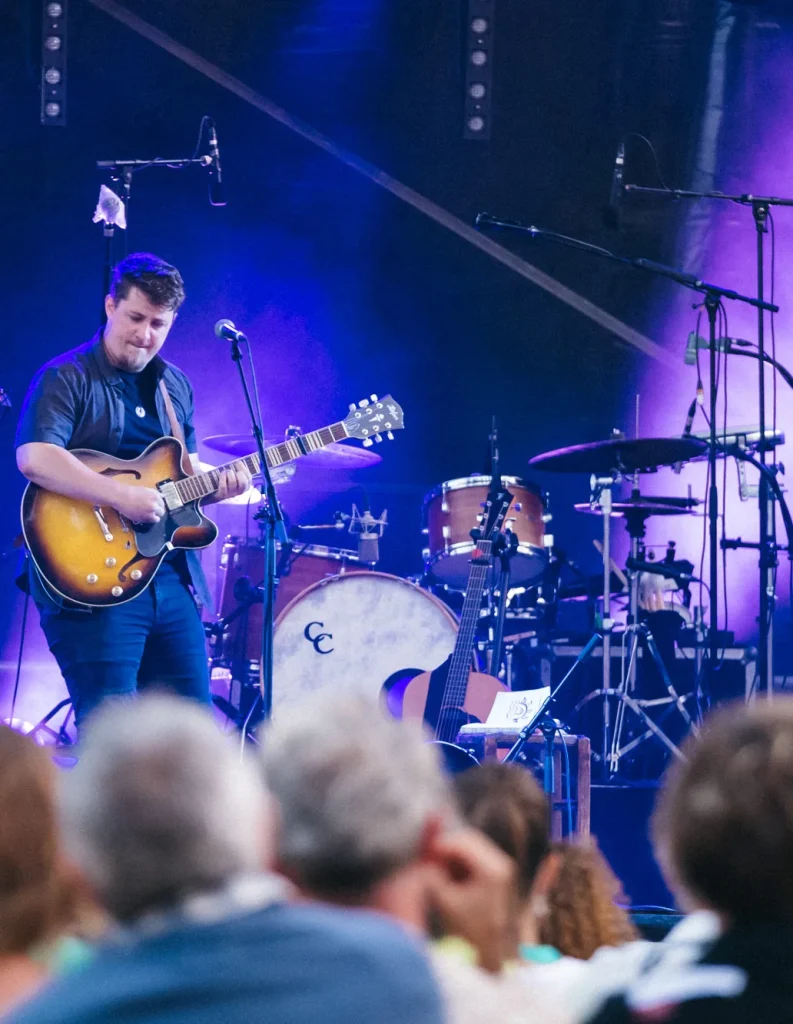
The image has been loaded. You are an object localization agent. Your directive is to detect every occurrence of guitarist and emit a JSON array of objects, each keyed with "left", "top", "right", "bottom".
[{"left": 15, "top": 253, "right": 251, "bottom": 731}]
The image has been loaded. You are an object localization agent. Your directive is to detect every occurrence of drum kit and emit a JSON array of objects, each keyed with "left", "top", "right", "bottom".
[{"left": 201, "top": 415, "right": 737, "bottom": 778}]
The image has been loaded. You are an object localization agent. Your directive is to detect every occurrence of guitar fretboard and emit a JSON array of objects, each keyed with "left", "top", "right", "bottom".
[
  {"left": 436, "top": 539, "right": 493, "bottom": 743},
  {"left": 174, "top": 422, "right": 349, "bottom": 503}
]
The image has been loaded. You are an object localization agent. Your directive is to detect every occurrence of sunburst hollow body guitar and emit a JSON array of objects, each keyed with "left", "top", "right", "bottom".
[{"left": 21, "top": 395, "right": 403, "bottom": 607}]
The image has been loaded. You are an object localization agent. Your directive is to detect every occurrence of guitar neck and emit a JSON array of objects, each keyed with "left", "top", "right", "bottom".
[
  {"left": 437, "top": 540, "right": 493, "bottom": 737},
  {"left": 173, "top": 421, "right": 350, "bottom": 503}
]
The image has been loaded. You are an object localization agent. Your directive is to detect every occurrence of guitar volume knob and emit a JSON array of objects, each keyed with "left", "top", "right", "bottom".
[
  {"left": 111, "top": 586, "right": 123, "bottom": 598},
  {"left": 86, "top": 574, "right": 98, "bottom": 584},
  {"left": 130, "top": 570, "right": 142, "bottom": 581}
]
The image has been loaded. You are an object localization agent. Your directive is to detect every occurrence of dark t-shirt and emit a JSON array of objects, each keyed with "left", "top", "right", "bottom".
[
  {"left": 115, "top": 364, "right": 162, "bottom": 460},
  {"left": 114, "top": 364, "right": 188, "bottom": 577}
]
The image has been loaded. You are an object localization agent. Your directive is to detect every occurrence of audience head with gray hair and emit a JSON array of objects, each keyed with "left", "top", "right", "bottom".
[
  {"left": 61, "top": 694, "right": 270, "bottom": 923},
  {"left": 260, "top": 694, "right": 453, "bottom": 903},
  {"left": 12, "top": 694, "right": 448, "bottom": 1024}
]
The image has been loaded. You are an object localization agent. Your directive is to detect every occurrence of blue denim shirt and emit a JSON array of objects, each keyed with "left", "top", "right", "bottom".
[{"left": 16, "top": 333, "right": 212, "bottom": 610}]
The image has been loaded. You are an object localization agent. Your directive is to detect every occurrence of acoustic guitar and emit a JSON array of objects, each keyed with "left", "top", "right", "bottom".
[
  {"left": 400, "top": 482, "right": 512, "bottom": 771},
  {"left": 21, "top": 395, "right": 403, "bottom": 608}
]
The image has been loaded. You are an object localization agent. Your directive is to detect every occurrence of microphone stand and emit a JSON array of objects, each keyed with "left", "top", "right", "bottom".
[
  {"left": 624, "top": 184, "right": 793, "bottom": 698},
  {"left": 225, "top": 330, "right": 286, "bottom": 731},
  {"left": 95, "top": 154, "right": 212, "bottom": 321},
  {"left": 474, "top": 214, "right": 777, "bottom": 697}
]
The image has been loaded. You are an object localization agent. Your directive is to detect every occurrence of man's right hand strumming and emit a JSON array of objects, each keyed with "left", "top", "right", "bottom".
[{"left": 112, "top": 486, "right": 166, "bottom": 525}]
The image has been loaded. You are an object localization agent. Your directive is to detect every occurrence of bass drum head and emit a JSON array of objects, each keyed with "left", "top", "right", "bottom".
[{"left": 272, "top": 572, "right": 458, "bottom": 713}]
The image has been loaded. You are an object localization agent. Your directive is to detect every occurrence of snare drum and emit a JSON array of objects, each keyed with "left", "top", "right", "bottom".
[
  {"left": 422, "top": 475, "right": 548, "bottom": 588},
  {"left": 272, "top": 572, "right": 458, "bottom": 711},
  {"left": 217, "top": 538, "right": 364, "bottom": 663}
]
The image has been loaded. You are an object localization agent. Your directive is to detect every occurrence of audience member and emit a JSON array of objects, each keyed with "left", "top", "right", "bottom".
[
  {"left": 589, "top": 699, "right": 793, "bottom": 1022},
  {"left": 0, "top": 727, "right": 82, "bottom": 1017},
  {"left": 456, "top": 761, "right": 650, "bottom": 1022},
  {"left": 8, "top": 695, "right": 445, "bottom": 1024},
  {"left": 260, "top": 695, "right": 569, "bottom": 1024},
  {"left": 541, "top": 840, "right": 638, "bottom": 960}
]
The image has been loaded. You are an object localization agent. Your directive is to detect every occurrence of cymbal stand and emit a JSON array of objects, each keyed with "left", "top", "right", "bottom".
[
  {"left": 608, "top": 509, "right": 698, "bottom": 775},
  {"left": 591, "top": 473, "right": 615, "bottom": 772}
]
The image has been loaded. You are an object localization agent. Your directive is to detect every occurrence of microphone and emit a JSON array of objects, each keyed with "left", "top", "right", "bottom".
[
  {"left": 349, "top": 504, "right": 387, "bottom": 564},
  {"left": 682, "top": 397, "right": 697, "bottom": 438},
  {"left": 214, "top": 319, "right": 247, "bottom": 344},
  {"left": 603, "top": 140, "right": 625, "bottom": 229},
  {"left": 207, "top": 119, "right": 226, "bottom": 207}
]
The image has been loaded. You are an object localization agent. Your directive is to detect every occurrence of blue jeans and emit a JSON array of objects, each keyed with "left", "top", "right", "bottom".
[{"left": 39, "top": 567, "right": 211, "bottom": 728}]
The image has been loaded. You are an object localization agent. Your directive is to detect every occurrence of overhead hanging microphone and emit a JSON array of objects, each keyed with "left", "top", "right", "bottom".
[
  {"left": 207, "top": 118, "right": 226, "bottom": 207},
  {"left": 602, "top": 139, "right": 626, "bottom": 230}
]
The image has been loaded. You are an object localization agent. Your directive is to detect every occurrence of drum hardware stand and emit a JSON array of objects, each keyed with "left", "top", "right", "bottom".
[
  {"left": 485, "top": 530, "right": 519, "bottom": 681},
  {"left": 607, "top": 508, "right": 698, "bottom": 775},
  {"left": 474, "top": 213, "right": 777, "bottom": 697}
]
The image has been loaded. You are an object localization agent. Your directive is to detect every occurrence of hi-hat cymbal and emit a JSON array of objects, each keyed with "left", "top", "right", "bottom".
[
  {"left": 529, "top": 437, "right": 707, "bottom": 474},
  {"left": 202, "top": 434, "right": 382, "bottom": 469},
  {"left": 574, "top": 494, "right": 698, "bottom": 518}
]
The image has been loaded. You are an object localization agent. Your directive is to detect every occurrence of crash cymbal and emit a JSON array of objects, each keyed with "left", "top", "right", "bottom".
[
  {"left": 529, "top": 437, "right": 707, "bottom": 474},
  {"left": 574, "top": 494, "right": 699, "bottom": 518},
  {"left": 201, "top": 434, "right": 382, "bottom": 468},
  {"left": 202, "top": 435, "right": 278, "bottom": 456}
]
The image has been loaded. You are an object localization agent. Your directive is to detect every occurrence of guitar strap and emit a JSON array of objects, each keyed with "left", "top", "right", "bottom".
[{"left": 158, "top": 379, "right": 194, "bottom": 476}]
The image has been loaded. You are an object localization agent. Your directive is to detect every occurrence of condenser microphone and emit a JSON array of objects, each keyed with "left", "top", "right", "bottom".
[
  {"left": 603, "top": 140, "right": 625, "bottom": 229},
  {"left": 682, "top": 397, "right": 697, "bottom": 438},
  {"left": 207, "top": 119, "right": 226, "bottom": 207},
  {"left": 214, "top": 319, "right": 247, "bottom": 344}
]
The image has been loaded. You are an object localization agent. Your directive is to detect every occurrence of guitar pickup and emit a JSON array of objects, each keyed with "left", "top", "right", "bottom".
[
  {"left": 93, "top": 506, "right": 114, "bottom": 542},
  {"left": 158, "top": 480, "right": 183, "bottom": 510}
]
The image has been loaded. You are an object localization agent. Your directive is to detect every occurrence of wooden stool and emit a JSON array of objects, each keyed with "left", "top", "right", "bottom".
[{"left": 456, "top": 725, "right": 591, "bottom": 840}]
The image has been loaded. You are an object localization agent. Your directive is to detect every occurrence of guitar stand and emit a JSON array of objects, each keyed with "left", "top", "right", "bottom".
[{"left": 28, "top": 698, "right": 75, "bottom": 748}]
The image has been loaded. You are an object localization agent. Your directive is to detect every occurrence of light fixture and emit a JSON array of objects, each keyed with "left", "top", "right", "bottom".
[
  {"left": 40, "top": 0, "right": 67, "bottom": 126},
  {"left": 463, "top": 0, "right": 493, "bottom": 140}
]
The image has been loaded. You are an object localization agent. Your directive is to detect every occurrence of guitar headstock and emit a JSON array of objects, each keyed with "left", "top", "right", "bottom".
[
  {"left": 342, "top": 394, "right": 404, "bottom": 447},
  {"left": 475, "top": 486, "right": 514, "bottom": 551}
]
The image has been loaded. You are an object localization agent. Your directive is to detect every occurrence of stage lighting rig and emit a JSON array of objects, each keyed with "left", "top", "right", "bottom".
[
  {"left": 463, "top": 0, "right": 494, "bottom": 140},
  {"left": 40, "top": 1, "right": 67, "bottom": 127}
]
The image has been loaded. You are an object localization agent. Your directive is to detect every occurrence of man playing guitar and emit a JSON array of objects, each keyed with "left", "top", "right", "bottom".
[{"left": 16, "top": 253, "right": 251, "bottom": 730}]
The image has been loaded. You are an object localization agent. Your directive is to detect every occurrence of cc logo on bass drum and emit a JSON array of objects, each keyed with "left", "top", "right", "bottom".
[{"left": 304, "top": 621, "right": 334, "bottom": 655}]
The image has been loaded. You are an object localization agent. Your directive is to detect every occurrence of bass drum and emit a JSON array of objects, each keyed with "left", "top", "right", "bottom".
[{"left": 272, "top": 572, "right": 458, "bottom": 713}]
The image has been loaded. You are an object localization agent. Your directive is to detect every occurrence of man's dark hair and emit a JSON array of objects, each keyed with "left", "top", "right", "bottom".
[
  {"left": 110, "top": 252, "right": 186, "bottom": 311},
  {"left": 654, "top": 699, "right": 793, "bottom": 923}
]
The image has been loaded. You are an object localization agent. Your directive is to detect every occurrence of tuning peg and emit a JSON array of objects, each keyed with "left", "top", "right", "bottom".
[
  {"left": 349, "top": 403, "right": 357, "bottom": 412},
  {"left": 359, "top": 398, "right": 370, "bottom": 408},
  {"left": 370, "top": 393, "right": 378, "bottom": 403},
  {"left": 362, "top": 437, "right": 374, "bottom": 447},
  {"left": 386, "top": 431, "right": 394, "bottom": 440},
  {"left": 374, "top": 434, "right": 383, "bottom": 443}
]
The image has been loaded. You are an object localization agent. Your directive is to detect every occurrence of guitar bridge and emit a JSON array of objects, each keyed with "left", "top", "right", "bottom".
[{"left": 93, "top": 506, "right": 114, "bottom": 542}]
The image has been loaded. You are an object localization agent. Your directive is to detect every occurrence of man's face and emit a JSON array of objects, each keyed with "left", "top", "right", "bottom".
[{"left": 103, "top": 286, "right": 176, "bottom": 372}]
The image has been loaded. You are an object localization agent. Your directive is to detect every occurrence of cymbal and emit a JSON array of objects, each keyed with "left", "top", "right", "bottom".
[
  {"left": 202, "top": 434, "right": 382, "bottom": 469},
  {"left": 529, "top": 437, "right": 707, "bottom": 474},
  {"left": 574, "top": 494, "right": 699, "bottom": 518},
  {"left": 574, "top": 501, "right": 695, "bottom": 518}
]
